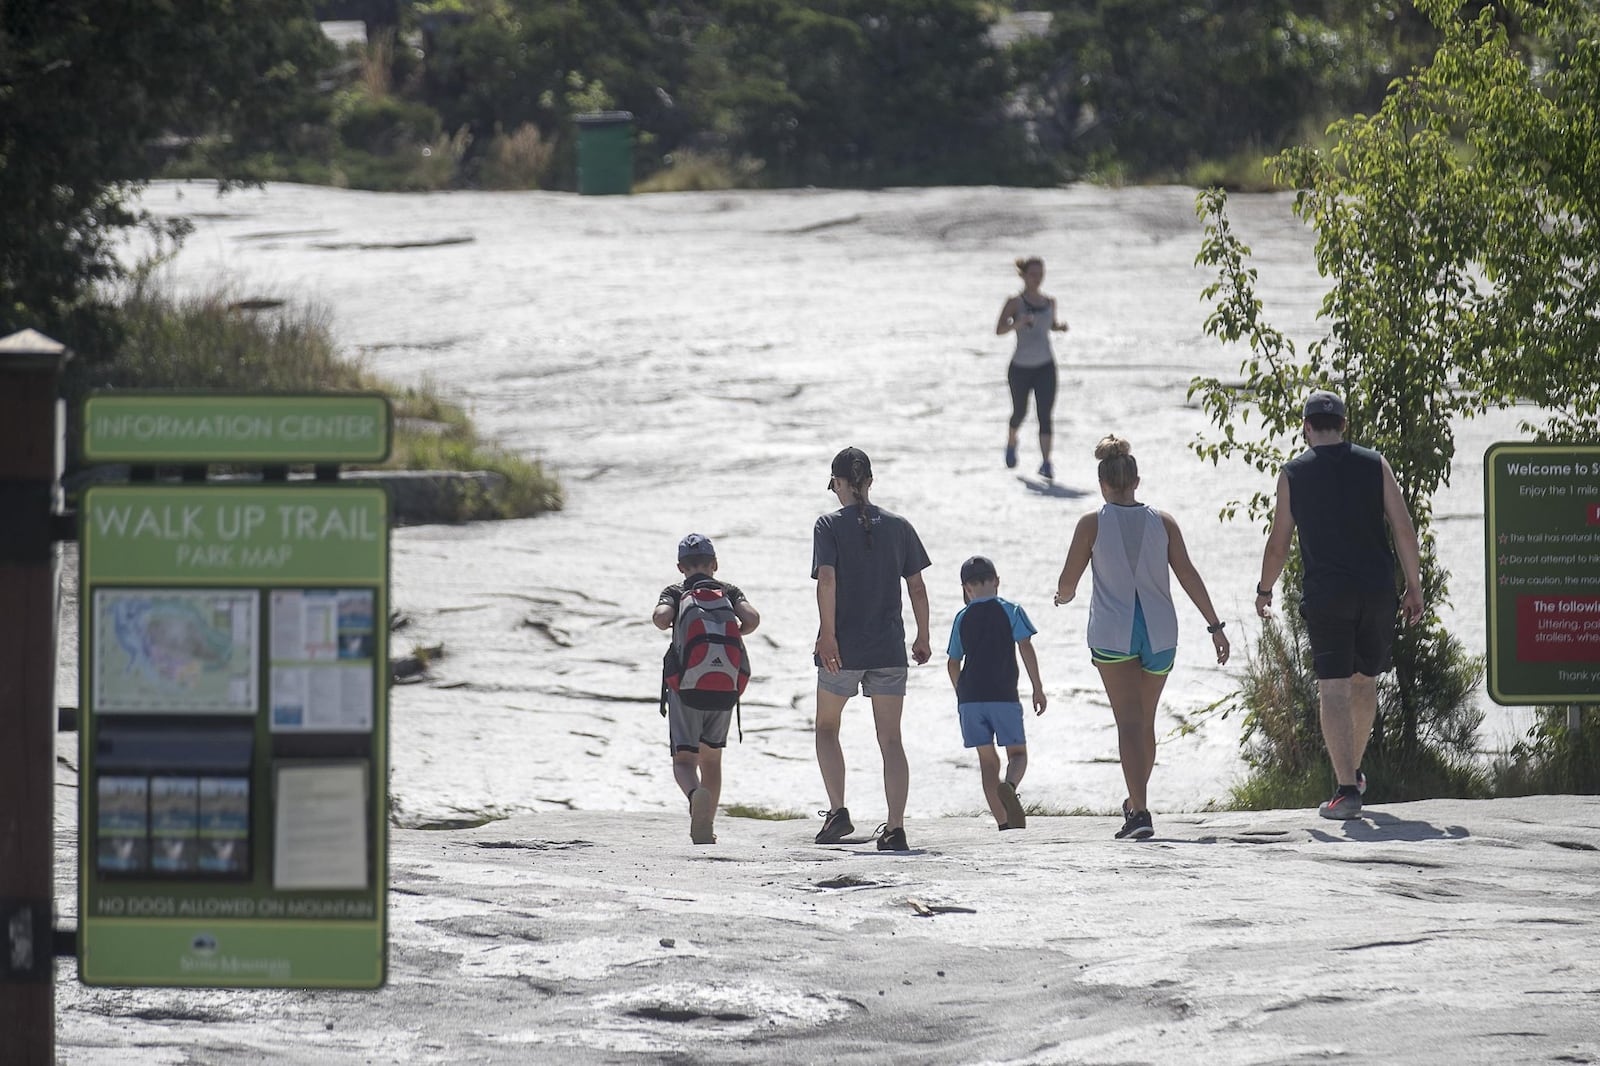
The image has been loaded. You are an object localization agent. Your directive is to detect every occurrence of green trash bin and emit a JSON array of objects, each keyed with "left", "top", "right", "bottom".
[{"left": 575, "top": 111, "right": 634, "bottom": 195}]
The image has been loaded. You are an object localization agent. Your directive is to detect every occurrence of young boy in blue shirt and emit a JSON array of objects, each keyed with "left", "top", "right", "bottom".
[{"left": 946, "top": 556, "right": 1047, "bottom": 830}]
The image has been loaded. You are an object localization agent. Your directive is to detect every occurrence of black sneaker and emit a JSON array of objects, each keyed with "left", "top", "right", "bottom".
[
  {"left": 815, "top": 807, "right": 854, "bottom": 844},
  {"left": 875, "top": 823, "right": 909, "bottom": 851},
  {"left": 1115, "top": 809, "right": 1153, "bottom": 840}
]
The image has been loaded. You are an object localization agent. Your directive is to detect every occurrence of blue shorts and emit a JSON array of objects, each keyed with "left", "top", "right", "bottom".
[
  {"left": 1090, "top": 599, "right": 1176, "bottom": 675},
  {"left": 957, "top": 701, "right": 1027, "bottom": 749}
]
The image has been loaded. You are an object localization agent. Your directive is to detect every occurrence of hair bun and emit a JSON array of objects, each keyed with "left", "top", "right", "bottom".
[{"left": 1094, "top": 435, "right": 1132, "bottom": 461}]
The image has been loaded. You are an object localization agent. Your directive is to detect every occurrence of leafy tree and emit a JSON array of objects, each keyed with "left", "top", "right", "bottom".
[
  {"left": 1040, "top": 0, "right": 1440, "bottom": 177},
  {"left": 712, "top": 0, "right": 1028, "bottom": 185},
  {"left": 414, "top": 0, "right": 1036, "bottom": 188},
  {"left": 1189, "top": 0, "right": 1600, "bottom": 795},
  {"left": 0, "top": 0, "right": 334, "bottom": 338}
]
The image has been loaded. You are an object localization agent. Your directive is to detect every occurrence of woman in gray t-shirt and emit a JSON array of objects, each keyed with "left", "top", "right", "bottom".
[
  {"left": 811, "top": 447, "right": 931, "bottom": 852},
  {"left": 995, "top": 256, "right": 1070, "bottom": 480}
]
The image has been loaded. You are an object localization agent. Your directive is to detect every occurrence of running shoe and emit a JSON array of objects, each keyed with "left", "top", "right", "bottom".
[
  {"left": 815, "top": 806, "right": 854, "bottom": 844},
  {"left": 1356, "top": 769, "right": 1368, "bottom": 795},
  {"left": 875, "top": 823, "right": 909, "bottom": 852},
  {"left": 689, "top": 787, "right": 716, "bottom": 845},
  {"left": 1005, "top": 443, "right": 1018, "bottom": 469},
  {"left": 1115, "top": 809, "right": 1154, "bottom": 840},
  {"left": 1318, "top": 789, "right": 1364, "bottom": 819},
  {"left": 999, "top": 781, "right": 1027, "bottom": 829},
  {"left": 1038, "top": 460, "right": 1054, "bottom": 481}
]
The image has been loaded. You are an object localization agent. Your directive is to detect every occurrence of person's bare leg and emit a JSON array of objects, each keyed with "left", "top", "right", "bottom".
[
  {"left": 815, "top": 688, "right": 850, "bottom": 811},
  {"left": 1136, "top": 669, "right": 1169, "bottom": 799},
  {"left": 1319, "top": 676, "right": 1359, "bottom": 785},
  {"left": 976, "top": 745, "right": 1005, "bottom": 825},
  {"left": 1004, "top": 745, "right": 1028, "bottom": 787},
  {"left": 1348, "top": 673, "right": 1378, "bottom": 775},
  {"left": 697, "top": 746, "right": 723, "bottom": 808},
  {"left": 672, "top": 750, "right": 700, "bottom": 799},
  {"left": 870, "top": 694, "right": 908, "bottom": 829},
  {"left": 1097, "top": 661, "right": 1163, "bottom": 811}
]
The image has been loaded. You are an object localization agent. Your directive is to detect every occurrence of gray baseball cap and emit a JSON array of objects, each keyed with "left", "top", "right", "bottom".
[
  {"left": 1303, "top": 389, "right": 1346, "bottom": 419},
  {"left": 677, "top": 533, "right": 716, "bottom": 560}
]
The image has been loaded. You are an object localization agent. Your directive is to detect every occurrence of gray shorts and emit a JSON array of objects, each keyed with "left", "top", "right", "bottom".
[
  {"left": 666, "top": 691, "right": 732, "bottom": 753},
  {"left": 816, "top": 666, "right": 908, "bottom": 698}
]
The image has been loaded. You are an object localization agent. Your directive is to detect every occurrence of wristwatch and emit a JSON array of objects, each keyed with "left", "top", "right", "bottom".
[{"left": 1255, "top": 585, "right": 1273, "bottom": 599}]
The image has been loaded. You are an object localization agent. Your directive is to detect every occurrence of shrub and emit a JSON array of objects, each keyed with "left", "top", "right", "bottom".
[
  {"left": 478, "top": 123, "right": 557, "bottom": 190},
  {"left": 333, "top": 88, "right": 443, "bottom": 155},
  {"left": 75, "top": 282, "right": 562, "bottom": 520},
  {"left": 1492, "top": 707, "right": 1600, "bottom": 796},
  {"left": 635, "top": 150, "right": 765, "bottom": 193},
  {"left": 1222, "top": 560, "right": 1487, "bottom": 810}
]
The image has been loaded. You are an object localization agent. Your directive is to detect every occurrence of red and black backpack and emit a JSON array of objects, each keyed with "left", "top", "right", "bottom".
[{"left": 661, "top": 579, "right": 751, "bottom": 717}]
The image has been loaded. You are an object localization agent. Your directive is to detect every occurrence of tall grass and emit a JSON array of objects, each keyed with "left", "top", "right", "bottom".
[
  {"left": 635, "top": 150, "right": 766, "bottom": 193},
  {"left": 479, "top": 123, "right": 558, "bottom": 190},
  {"left": 80, "top": 282, "right": 562, "bottom": 520}
]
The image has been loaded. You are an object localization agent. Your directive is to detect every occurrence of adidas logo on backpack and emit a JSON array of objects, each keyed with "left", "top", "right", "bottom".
[{"left": 663, "top": 579, "right": 750, "bottom": 713}]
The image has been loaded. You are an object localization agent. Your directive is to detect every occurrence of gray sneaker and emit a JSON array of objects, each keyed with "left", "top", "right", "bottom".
[
  {"left": 1318, "top": 790, "right": 1363, "bottom": 819},
  {"left": 999, "top": 782, "right": 1027, "bottom": 829}
]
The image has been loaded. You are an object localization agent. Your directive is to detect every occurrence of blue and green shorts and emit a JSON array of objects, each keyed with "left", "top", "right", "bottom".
[{"left": 1090, "top": 599, "right": 1176, "bottom": 676}]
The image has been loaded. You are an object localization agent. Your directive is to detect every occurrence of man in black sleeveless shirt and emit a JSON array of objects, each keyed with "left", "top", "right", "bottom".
[{"left": 1254, "top": 390, "right": 1424, "bottom": 820}]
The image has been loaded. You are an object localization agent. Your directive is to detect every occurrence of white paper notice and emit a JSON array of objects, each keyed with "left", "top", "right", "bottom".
[{"left": 272, "top": 762, "right": 369, "bottom": 891}]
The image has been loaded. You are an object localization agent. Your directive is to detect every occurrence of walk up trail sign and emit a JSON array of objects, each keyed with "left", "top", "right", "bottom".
[
  {"left": 77, "top": 393, "right": 391, "bottom": 988},
  {"left": 1484, "top": 442, "right": 1600, "bottom": 706}
]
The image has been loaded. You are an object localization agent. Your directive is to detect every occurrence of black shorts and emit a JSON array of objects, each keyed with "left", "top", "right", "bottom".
[{"left": 1300, "top": 586, "right": 1398, "bottom": 680}]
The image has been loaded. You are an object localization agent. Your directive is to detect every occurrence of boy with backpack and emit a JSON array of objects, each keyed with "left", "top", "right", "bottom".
[
  {"left": 653, "top": 533, "right": 760, "bottom": 844},
  {"left": 946, "top": 555, "right": 1047, "bottom": 831}
]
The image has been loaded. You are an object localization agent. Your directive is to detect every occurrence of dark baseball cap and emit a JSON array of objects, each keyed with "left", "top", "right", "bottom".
[
  {"left": 1303, "top": 389, "right": 1346, "bottom": 419},
  {"left": 959, "top": 555, "right": 998, "bottom": 585},
  {"left": 826, "top": 446, "right": 872, "bottom": 489},
  {"left": 677, "top": 532, "right": 716, "bottom": 560}
]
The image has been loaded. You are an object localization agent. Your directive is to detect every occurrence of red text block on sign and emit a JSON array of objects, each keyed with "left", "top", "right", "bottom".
[{"left": 1517, "top": 596, "right": 1600, "bottom": 662}]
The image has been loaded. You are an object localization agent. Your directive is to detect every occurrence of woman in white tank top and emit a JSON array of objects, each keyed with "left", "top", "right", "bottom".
[
  {"left": 995, "top": 256, "right": 1070, "bottom": 479},
  {"left": 1052, "top": 436, "right": 1230, "bottom": 840}
]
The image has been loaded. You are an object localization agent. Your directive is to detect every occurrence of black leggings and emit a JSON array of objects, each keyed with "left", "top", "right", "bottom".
[{"left": 1008, "top": 361, "right": 1057, "bottom": 435}]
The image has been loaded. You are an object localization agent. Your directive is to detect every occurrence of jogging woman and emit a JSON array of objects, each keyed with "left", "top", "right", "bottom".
[
  {"left": 995, "top": 256, "right": 1069, "bottom": 480},
  {"left": 1053, "top": 436, "right": 1230, "bottom": 839}
]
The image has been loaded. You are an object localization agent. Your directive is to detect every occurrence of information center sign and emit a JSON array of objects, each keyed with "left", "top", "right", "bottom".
[
  {"left": 83, "top": 393, "right": 391, "bottom": 464},
  {"left": 1484, "top": 442, "right": 1600, "bottom": 704},
  {"left": 79, "top": 483, "right": 389, "bottom": 987}
]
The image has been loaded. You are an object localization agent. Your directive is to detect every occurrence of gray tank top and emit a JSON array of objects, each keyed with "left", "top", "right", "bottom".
[
  {"left": 1011, "top": 294, "right": 1055, "bottom": 369},
  {"left": 1087, "top": 503, "right": 1179, "bottom": 653}
]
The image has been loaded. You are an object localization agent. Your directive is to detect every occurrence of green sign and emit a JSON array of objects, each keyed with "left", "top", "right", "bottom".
[
  {"left": 79, "top": 484, "right": 389, "bottom": 987},
  {"left": 1484, "top": 442, "right": 1600, "bottom": 704},
  {"left": 83, "top": 393, "right": 391, "bottom": 464}
]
